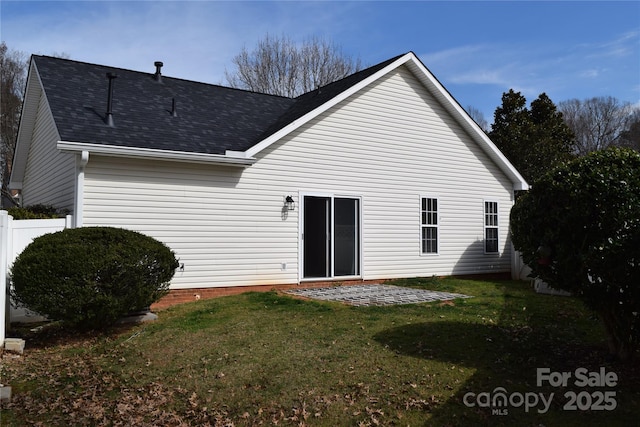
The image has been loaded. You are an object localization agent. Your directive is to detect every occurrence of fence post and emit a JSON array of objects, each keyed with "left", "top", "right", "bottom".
[
  {"left": 0, "top": 211, "right": 9, "bottom": 344},
  {"left": 511, "top": 246, "right": 520, "bottom": 280}
]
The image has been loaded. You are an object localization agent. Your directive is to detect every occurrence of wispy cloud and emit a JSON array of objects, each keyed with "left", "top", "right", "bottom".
[
  {"left": 580, "top": 69, "right": 601, "bottom": 79},
  {"left": 2, "top": 1, "right": 359, "bottom": 84},
  {"left": 581, "top": 30, "right": 640, "bottom": 59},
  {"left": 421, "top": 43, "right": 546, "bottom": 98},
  {"left": 422, "top": 44, "right": 491, "bottom": 66},
  {"left": 420, "top": 29, "right": 639, "bottom": 103}
]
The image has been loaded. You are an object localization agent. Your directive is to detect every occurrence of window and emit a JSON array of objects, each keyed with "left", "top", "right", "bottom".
[
  {"left": 421, "top": 197, "right": 438, "bottom": 254},
  {"left": 484, "top": 201, "right": 499, "bottom": 253}
]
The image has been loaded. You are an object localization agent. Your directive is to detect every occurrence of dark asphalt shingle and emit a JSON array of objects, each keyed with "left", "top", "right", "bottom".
[{"left": 34, "top": 53, "right": 407, "bottom": 155}]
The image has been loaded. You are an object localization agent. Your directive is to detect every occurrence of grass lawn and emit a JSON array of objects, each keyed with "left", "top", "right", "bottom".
[{"left": 1, "top": 277, "right": 638, "bottom": 426}]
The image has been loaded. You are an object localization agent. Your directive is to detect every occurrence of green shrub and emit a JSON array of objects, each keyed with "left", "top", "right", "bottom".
[
  {"left": 11, "top": 227, "right": 178, "bottom": 330},
  {"left": 7, "top": 204, "right": 69, "bottom": 219},
  {"left": 511, "top": 147, "right": 640, "bottom": 361}
]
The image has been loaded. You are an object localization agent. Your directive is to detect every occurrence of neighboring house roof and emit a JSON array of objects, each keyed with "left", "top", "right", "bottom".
[{"left": 11, "top": 52, "right": 529, "bottom": 190}]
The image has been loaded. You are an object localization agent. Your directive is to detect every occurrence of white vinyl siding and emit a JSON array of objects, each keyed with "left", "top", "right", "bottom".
[
  {"left": 20, "top": 85, "right": 75, "bottom": 211},
  {"left": 83, "top": 156, "right": 300, "bottom": 289},
  {"left": 83, "top": 65, "right": 515, "bottom": 289}
]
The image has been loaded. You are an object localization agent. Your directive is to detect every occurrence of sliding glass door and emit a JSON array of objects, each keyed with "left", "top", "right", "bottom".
[{"left": 302, "top": 195, "right": 360, "bottom": 279}]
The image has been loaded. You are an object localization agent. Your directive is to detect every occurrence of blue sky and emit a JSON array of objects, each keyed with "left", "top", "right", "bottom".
[{"left": 1, "top": 1, "right": 638, "bottom": 122}]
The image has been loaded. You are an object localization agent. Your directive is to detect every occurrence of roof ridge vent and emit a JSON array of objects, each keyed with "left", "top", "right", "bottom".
[
  {"left": 154, "top": 61, "right": 163, "bottom": 82},
  {"left": 105, "top": 72, "right": 117, "bottom": 127}
]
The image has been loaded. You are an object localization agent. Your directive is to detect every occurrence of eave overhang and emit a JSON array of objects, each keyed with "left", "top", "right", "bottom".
[{"left": 56, "top": 141, "right": 256, "bottom": 167}]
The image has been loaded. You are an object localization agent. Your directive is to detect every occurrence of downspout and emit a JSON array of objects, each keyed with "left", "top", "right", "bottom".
[{"left": 74, "top": 150, "right": 89, "bottom": 228}]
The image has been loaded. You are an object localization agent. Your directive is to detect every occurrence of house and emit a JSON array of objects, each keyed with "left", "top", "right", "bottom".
[{"left": 9, "top": 52, "right": 528, "bottom": 299}]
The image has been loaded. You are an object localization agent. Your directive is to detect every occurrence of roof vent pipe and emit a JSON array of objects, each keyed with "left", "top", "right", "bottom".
[
  {"left": 171, "top": 98, "right": 178, "bottom": 117},
  {"left": 154, "top": 61, "right": 163, "bottom": 82},
  {"left": 105, "top": 72, "right": 117, "bottom": 127}
]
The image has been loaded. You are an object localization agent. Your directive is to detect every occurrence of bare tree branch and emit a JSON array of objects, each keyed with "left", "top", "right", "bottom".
[
  {"left": 225, "top": 34, "right": 362, "bottom": 97},
  {"left": 559, "top": 96, "right": 636, "bottom": 155},
  {"left": 0, "top": 41, "right": 27, "bottom": 197},
  {"left": 465, "top": 105, "right": 489, "bottom": 132}
]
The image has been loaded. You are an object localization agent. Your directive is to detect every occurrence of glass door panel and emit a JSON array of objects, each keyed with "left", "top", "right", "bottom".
[
  {"left": 334, "top": 198, "right": 360, "bottom": 276},
  {"left": 303, "top": 196, "right": 331, "bottom": 278}
]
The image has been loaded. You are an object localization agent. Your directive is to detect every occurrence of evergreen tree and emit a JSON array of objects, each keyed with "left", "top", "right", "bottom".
[
  {"left": 489, "top": 90, "right": 575, "bottom": 183},
  {"left": 528, "top": 93, "right": 575, "bottom": 179}
]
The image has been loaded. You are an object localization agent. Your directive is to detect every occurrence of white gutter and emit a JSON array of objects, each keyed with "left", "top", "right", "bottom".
[{"left": 57, "top": 141, "right": 257, "bottom": 166}]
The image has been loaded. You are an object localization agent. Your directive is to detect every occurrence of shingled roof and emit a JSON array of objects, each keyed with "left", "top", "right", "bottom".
[
  {"left": 33, "top": 54, "right": 404, "bottom": 155},
  {"left": 12, "top": 52, "right": 529, "bottom": 190}
]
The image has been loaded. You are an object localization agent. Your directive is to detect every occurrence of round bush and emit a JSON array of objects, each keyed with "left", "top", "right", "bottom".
[{"left": 11, "top": 227, "right": 178, "bottom": 329}]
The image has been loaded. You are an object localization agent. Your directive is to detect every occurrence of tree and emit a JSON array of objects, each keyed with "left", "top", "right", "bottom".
[
  {"left": 489, "top": 90, "right": 530, "bottom": 168},
  {"left": 225, "top": 34, "right": 362, "bottom": 97},
  {"left": 558, "top": 96, "right": 638, "bottom": 155},
  {"left": 465, "top": 105, "right": 489, "bottom": 132},
  {"left": 489, "top": 90, "right": 575, "bottom": 183},
  {"left": 617, "top": 109, "right": 640, "bottom": 151},
  {"left": 528, "top": 93, "right": 576, "bottom": 174},
  {"left": 0, "top": 42, "right": 27, "bottom": 201},
  {"left": 510, "top": 147, "right": 640, "bottom": 361}
]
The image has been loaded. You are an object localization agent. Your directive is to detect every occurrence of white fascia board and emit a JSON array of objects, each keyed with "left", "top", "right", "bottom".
[
  {"left": 477, "top": 131, "right": 530, "bottom": 191},
  {"left": 57, "top": 141, "right": 257, "bottom": 166},
  {"left": 405, "top": 57, "right": 529, "bottom": 191},
  {"left": 245, "top": 53, "right": 415, "bottom": 158}
]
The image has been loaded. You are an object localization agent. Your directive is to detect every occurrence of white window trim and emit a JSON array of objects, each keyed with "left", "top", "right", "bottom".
[
  {"left": 420, "top": 195, "right": 439, "bottom": 255},
  {"left": 483, "top": 199, "right": 499, "bottom": 254}
]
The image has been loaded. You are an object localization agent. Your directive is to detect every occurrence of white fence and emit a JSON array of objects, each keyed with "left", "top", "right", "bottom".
[
  {"left": 511, "top": 248, "right": 532, "bottom": 281},
  {"left": 0, "top": 211, "right": 72, "bottom": 343}
]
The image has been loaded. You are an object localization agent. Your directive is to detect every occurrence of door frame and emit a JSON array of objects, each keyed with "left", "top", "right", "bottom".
[{"left": 298, "top": 191, "right": 363, "bottom": 282}]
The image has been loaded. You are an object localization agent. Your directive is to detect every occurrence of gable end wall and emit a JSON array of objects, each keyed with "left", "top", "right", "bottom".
[{"left": 21, "top": 88, "right": 75, "bottom": 211}]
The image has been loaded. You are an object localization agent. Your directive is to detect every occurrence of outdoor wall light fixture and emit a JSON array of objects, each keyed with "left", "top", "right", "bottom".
[{"left": 285, "top": 195, "right": 295, "bottom": 211}]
